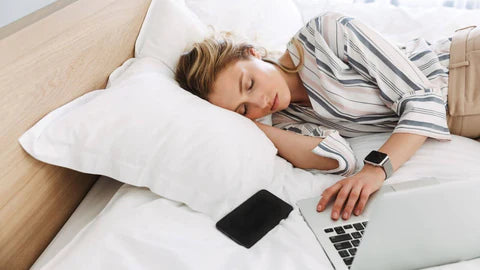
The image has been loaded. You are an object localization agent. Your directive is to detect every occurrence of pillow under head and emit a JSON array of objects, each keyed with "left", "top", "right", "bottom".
[{"left": 19, "top": 58, "right": 278, "bottom": 219}]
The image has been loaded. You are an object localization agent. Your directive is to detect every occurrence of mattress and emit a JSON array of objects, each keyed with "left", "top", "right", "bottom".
[
  {"left": 31, "top": 176, "right": 123, "bottom": 270},
  {"left": 33, "top": 133, "right": 480, "bottom": 270}
]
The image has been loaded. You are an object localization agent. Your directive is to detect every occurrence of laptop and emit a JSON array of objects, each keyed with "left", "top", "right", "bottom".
[{"left": 297, "top": 178, "right": 480, "bottom": 270}]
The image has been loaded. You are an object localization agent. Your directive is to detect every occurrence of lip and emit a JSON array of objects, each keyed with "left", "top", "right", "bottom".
[{"left": 271, "top": 93, "right": 278, "bottom": 111}]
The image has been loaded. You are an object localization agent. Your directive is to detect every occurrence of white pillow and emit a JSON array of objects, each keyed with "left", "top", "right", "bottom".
[
  {"left": 184, "top": 0, "right": 304, "bottom": 52},
  {"left": 19, "top": 58, "right": 278, "bottom": 219},
  {"left": 135, "top": 0, "right": 304, "bottom": 71},
  {"left": 134, "top": 0, "right": 208, "bottom": 71}
]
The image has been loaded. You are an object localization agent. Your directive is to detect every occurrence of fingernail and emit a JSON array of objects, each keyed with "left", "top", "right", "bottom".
[
  {"left": 343, "top": 212, "right": 349, "bottom": 219},
  {"left": 317, "top": 205, "right": 323, "bottom": 212},
  {"left": 355, "top": 210, "right": 360, "bottom": 215},
  {"left": 332, "top": 211, "right": 338, "bottom": 219}
]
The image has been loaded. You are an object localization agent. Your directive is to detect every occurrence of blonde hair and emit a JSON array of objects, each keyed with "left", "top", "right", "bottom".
[{"left": 174, "top": 32, "right": 304, "bottom": 100}]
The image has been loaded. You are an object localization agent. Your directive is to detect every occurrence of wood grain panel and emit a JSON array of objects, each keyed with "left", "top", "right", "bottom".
[{"left": 0, "top": 0, "right": 151, "bottom": 268}]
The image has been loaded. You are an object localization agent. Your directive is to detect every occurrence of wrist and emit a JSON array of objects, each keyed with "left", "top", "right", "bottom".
[
  {"left": 360, "top": 163, "right": 387, "bottom": 181},
  {"left": 254, "top": 121, "right": 268, "bottom": 130}
]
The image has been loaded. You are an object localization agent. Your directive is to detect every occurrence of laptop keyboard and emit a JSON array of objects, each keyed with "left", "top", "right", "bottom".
[{"left": 324, "top": 221, "right": 368, "bottom": 268}]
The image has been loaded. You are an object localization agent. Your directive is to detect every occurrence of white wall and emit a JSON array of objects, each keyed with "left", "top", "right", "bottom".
[{"left": 0, "top": 0, "right": 58, "bottom": 28}]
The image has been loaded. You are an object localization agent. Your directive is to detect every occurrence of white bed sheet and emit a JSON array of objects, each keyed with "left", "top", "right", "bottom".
[
  {"left": 38, "top": 133, "right": 480, "bottom": 270},
  {"left": 31, "top": 176, "right": 123, "bottom": 270},
  {"left": 294, "top": 1, "right": 480, "bottom": 44}
]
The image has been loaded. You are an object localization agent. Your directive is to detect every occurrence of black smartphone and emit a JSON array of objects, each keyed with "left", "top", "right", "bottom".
[{"left": 215, "top": 189, "right": 293, "bottom": 248}]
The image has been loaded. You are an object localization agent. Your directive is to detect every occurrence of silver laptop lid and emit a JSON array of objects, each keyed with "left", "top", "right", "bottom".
[
  {"left": 296, "top": 184, "right": 396, "bottom": 270},
  {"left": 351, "top": 179, "right": 480, "bottom": 270}
]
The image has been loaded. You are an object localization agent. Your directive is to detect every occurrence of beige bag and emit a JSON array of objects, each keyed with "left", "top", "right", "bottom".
[{"left": 447, "top": 25, "right": 480, "bottom": 138}]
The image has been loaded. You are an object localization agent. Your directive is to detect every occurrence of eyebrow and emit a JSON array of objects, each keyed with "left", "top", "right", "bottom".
[{"left": 235, "top": 71, "right": 243, "bottom": 112}]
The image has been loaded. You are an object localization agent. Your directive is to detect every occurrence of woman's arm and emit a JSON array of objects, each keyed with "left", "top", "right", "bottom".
[
  {"left": 317, "top": 132, "right": 427, "bottom": 220},
  {"left": 307, "top": 12, "right": 450, "bottom": 220},
  {"left": 254, "top": 121, "right": 339, "bottom": 170}
]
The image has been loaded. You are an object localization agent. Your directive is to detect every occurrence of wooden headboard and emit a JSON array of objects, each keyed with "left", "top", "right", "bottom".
[{"left": 0, "top": 0, "right": 151, "bottom": 268}]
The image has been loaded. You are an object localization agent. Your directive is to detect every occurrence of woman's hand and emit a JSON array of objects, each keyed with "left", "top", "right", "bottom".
[
  {"left": 316, "top": 164, "right": 385, "bottom": 220},
  {"left": 316, "top": 133, "right": 428, "bottom": 220}
]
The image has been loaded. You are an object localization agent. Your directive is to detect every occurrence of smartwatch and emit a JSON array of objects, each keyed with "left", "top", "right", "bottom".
[{"left": 363, "top": 150, "right": 393, "bottom": 180}]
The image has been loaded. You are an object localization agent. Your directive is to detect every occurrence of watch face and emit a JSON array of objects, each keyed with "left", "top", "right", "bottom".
[{"left": 365, "top": 151, "right": 388, "bottom": 164}]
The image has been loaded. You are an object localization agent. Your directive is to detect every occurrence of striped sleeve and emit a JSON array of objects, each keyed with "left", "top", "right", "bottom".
[
  {"left": 273, "top": 116, "right": 357, "bottom": 176},
  {"left": 311, "top": 12, "right": 452, "bottom": 140}
]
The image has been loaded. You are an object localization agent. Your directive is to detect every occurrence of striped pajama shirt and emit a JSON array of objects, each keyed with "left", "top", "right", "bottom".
[{"left": 272, "top": 12, "right": 452, "bottom": 176}]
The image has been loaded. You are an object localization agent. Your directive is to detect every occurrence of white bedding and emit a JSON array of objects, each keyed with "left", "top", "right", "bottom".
[
  {"left": 37, "top": 1, "right": 480, "bottom": 269},
  {"left": 32, "top": 177, "right": 123, "bottom": 269},
  {"left": 39, "top": 133, "right": 480, "bottom": 270}
]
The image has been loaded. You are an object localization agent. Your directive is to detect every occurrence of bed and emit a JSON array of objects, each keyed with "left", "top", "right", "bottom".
[{"left": 1, "top": 0, "right": 480, "bottom": 269}]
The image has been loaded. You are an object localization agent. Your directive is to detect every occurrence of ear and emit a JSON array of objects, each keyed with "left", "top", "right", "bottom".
[{"left": 248, "top": 47, "right": 262, "bottom": 59}]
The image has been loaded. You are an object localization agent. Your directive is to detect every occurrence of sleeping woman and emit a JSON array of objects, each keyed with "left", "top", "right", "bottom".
[{"left": 174, "top": 12, "right": 480, "bottom": 221}]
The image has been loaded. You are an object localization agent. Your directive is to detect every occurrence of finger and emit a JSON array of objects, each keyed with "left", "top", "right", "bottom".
[
  {"left": 342, "top": 185, "right": 363, "bottom": 220},
  {"left": 317, "top": 183, "right": 343, "bottom": 212},
  {"left": 354, "top": 187, "right": 372, "bottom": 216},
  {"left": 331, "top": 185, "right": 352, "bottom": 220}
]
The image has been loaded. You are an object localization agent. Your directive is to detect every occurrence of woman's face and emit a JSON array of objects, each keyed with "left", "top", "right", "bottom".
[{"left": 208, "top": 50, "right": 291, "bottom": 120}]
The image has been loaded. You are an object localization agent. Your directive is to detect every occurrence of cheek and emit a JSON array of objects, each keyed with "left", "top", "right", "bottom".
[
  {"left": 265, "top": 70, "right": 290, "bottom": 109},
  {"left": 255, "top": 62, "right": 291, "bottom": 109},
  {"left": 280, "top": 88, "right": 291, "bottom": 109},
  {"left": 277, "top": 79, "right": 291, "bottom": 109}
]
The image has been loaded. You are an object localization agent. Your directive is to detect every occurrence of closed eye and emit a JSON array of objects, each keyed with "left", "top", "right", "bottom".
[{"left": 242, "top": 79, "right": 254, "bottom": 116}]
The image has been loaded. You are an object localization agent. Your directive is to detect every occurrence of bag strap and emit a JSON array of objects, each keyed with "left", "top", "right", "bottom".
[{"left": 449, "top": 25, "right": 476, "bottom": 69}]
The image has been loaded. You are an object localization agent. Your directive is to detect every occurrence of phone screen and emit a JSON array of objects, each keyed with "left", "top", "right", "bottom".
[{"left": 215, "top": 189, "right": 293, "bottom": 248}]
